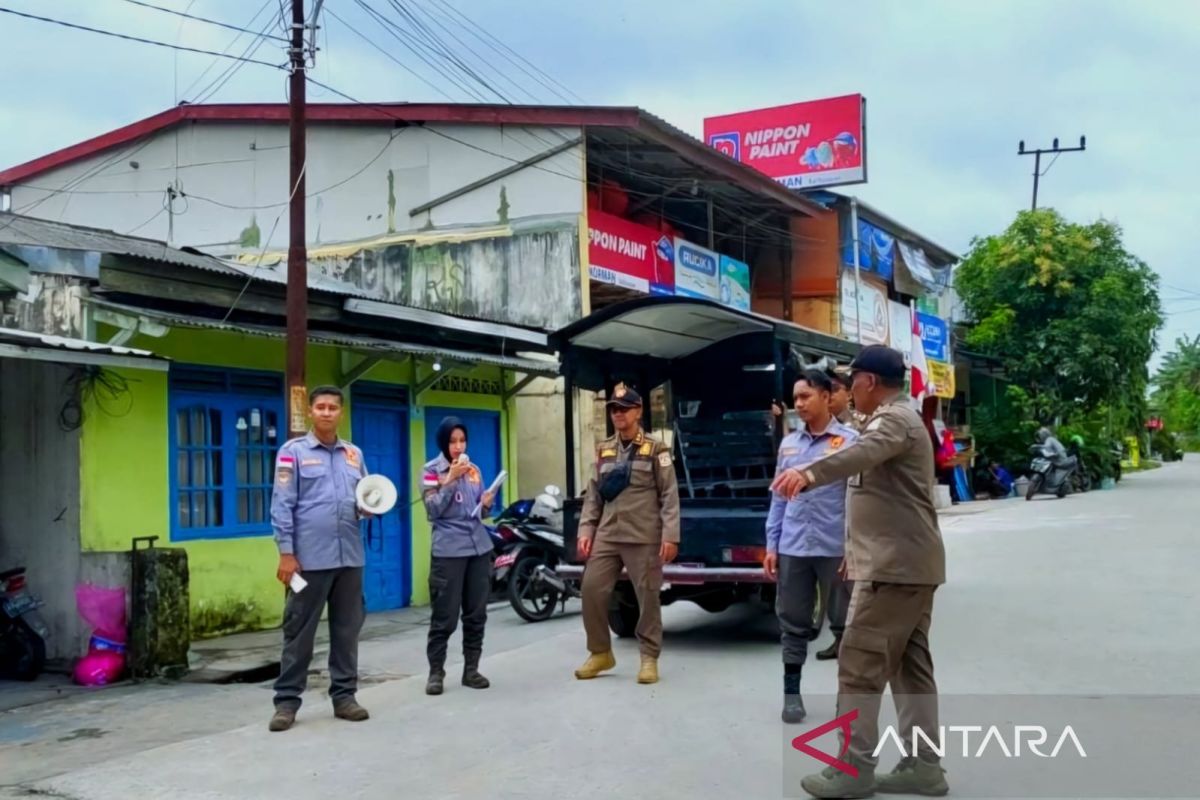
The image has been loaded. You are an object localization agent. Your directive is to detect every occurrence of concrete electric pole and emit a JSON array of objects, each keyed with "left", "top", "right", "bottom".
[{"left": 1018, "top": 136, "right": 1086, "bottom": 211}]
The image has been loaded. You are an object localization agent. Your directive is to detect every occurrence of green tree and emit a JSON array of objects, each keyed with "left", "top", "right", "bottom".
[
  {"left": 955, "top": 209, "right": 1164, "bottom": 426},
  {"left": 1152, "top": 333, "right": 1200, "bottom": 447}
]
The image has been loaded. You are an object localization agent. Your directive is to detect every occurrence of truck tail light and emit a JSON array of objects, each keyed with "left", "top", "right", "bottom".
[{"left": 722, "top": 546, "right": 766, "bottom": 564}]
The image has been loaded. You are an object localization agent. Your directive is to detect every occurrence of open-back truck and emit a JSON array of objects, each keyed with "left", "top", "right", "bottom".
[{"left": 546, "top": 295, "right": 860, "bottom": 636}]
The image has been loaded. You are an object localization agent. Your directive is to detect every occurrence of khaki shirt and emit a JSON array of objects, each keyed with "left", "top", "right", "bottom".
[
  {"left": 579, "top": 429, "right": 681, "bottom": 545},
  {"left": 805, "top": 396, "right": 945, "bottom": 585}
]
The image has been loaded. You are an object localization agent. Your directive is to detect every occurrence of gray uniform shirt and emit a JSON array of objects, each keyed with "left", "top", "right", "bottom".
[
  {"left": 271, "top": 432, "right": 367, "bottom": 570},
  {"left": 422, "top": 454, "right": 494, "bottom": 558}
]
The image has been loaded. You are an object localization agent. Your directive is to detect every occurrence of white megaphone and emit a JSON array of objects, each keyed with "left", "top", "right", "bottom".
[{"left": 356, "top": 474, "right": 398, "bottom": 515}]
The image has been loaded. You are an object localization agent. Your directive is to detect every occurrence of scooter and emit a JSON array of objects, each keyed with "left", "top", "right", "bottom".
[
  {"left": 0, "top": 566, "right": 49, "bottom": 681},
  {"left": 1025, "top": 444, "right": 1078, "bottom": 500},
  {"left": 492, "top": 486, "right": 575, "bottom": 623}
]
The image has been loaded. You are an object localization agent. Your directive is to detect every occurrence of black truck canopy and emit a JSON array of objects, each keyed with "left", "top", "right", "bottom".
[{"left": 551, "top": 296, "right": 861, "bottom": 495}]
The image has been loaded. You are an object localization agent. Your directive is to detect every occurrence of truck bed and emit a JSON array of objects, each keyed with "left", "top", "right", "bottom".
[{"left": 561, "top": 496, "right": 770, "bottom": 567}]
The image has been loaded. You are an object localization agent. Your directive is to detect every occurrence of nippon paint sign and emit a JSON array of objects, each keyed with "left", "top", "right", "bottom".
[
  {"left": 587, "top": 210, "right": 674, "bottom": 296},
  {"left": 704, "top": 94, "right": 866, "bottom": 189}
]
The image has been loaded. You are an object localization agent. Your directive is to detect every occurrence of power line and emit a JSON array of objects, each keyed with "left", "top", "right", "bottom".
[
  {"left": 428, "top": 0, "right": 585, "bottom": 104},
  {"left": 118, "top": 0, "right": 289, "bottom": 42},
  {"left": 325, "top": 6, "right": 455, "bottom": 101},
  {"left": 0, "top": 6, "right": 286, "bottom": 69},
  {"left": 192, "top": 13, "right": 281, "bottom": 103},
  {"left": 179, "top": 0, "right": 276, "bottom": 100}
]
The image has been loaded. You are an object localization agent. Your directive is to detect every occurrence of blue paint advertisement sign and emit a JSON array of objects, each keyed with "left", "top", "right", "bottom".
[
  {"left": 674, "top": 238, "right": 720, "bottom": 300},
  {"left": 917, "top": 312, "right": 949, "bottom": 361},
  {"left": 719, "top": 255, "right": 751, "bottom": 311},
  {"left": 841, "top": 217, "right": 895, "bottom": 281}
]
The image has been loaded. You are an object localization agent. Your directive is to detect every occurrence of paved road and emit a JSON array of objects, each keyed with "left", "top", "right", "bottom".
[{"left": 2, "top": 459, "right": 1198, "bottom": 799}]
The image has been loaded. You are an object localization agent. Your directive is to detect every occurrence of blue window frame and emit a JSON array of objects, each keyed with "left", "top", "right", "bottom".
[{"left": 168, "top": 366, "right": 285, "bottom": 541}]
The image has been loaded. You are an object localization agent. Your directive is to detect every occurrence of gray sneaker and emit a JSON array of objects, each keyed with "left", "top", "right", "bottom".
[{"left": 876, "top": 756, "right": 949, "bottom": 796}]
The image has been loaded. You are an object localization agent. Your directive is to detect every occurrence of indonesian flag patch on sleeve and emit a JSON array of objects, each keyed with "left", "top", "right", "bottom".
[{"left": 422, "top": 470, "right": 440, "bottom": 488}]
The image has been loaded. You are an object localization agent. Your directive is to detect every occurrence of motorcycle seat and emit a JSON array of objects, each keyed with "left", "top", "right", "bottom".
[{"left": 0, "top": 567, "right": 26, "bottom": 582}]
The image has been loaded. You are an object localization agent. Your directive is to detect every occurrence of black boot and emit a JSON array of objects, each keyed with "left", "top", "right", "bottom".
[
  {"left": 426, "top": 668, "right": 445, "bottom": 695},
  {"left": 782, "top": 668, "right": 806, "bottom": 724},
  {"left": 816, "top": 635, "right": 842, "bottom": 661},
  {"left": 462, "top": 653, "right": 490, "bottom": 689}
]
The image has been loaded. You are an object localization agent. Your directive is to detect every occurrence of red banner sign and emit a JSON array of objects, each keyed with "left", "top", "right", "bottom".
[
  {"left": 587, "top": 210, "right": 675, "bottom": 295},
  {"left": 704, "top": 94, "right": 866, "bottom": 189}
]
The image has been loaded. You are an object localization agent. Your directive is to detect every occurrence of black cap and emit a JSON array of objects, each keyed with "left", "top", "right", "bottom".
[
  {"left": 605, "top": 382, "right": 643, "bottom": 409},
  {"left": 849, "top": 345, "right": 907, "bottom": 381}
]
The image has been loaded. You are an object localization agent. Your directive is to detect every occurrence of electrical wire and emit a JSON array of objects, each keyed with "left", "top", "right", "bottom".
[
  {"left": 59, "top": 367, "right": 136, "bottom": 432},
  {"left": 192, "top": 13, "right": 281, "bottom": 104},
  {"left": 427, "top": 0, "right": 585, "bottom": 104},
  {"left": 0, "top": 6, "right": 286, "bottom": 69},
  {"left": 118, "top": 0, "right": 289, "bottom": 42},
  {"left": 325, "top": 6, "right": 455, "bottom": 101}
]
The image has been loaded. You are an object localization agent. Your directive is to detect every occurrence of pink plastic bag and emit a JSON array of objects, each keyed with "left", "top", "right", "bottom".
[
  {"left": 75, "top": 584, "right": 126, "bottom": 643},
  {"left": 73, "top": 649, "right": 125, "bottom": 686},
  {"left": 74, "top": 584, "right": 127, "bottom": 686}
]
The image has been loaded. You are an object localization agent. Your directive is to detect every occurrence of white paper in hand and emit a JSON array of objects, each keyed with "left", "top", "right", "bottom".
[
  {"left": 472, "top": 470, "right": 509, "bottom": 517},
  {"left": 289, "top": 572, "right": 308, "bottom": 593}
]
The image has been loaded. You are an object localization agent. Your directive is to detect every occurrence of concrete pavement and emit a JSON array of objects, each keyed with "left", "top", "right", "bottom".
[{"left": 2, "top": 458, "right": 1197, "bottom": 799}]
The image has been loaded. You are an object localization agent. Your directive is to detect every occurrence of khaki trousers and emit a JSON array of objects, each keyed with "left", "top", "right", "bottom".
[
  {"left": 580, "top": 537, "right": 663, "bottom": 658},
  {"left": 837, "top": 581, "right": 940, "bottom": 766}
]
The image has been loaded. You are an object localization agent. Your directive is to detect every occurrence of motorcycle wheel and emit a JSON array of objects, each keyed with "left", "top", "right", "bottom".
[
  {"left": 1, "top": 620, "right": 46, "bottom": 681},
  {"left": 1056, "top": 481, "right": 1069, "bottom": 499},
  {"left": 1026, "top": 474, "right": 1044, "bottom": 501},
  {"left": 507, "top": 554, "right": 559, "bottom": 623}
]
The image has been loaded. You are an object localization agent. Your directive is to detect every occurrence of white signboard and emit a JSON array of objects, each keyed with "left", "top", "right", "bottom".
[
  {"left": 673, "top": 238, "right": 720, "bottom": 301},
  {"left": 840, "top": 270, "right": 889, "bottom": 344},
  {"left": 888, "top": 300, "right": 913, "bottom": 360}
]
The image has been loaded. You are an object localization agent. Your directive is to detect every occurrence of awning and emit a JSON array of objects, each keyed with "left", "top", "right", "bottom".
[
  {"left": 87, "top": 301, "right": 560, "bottom": 377},
  {"left": 0, "top": 327, "right": 168, "bottom": 371},
  {"left": 553, "top": 295, "right": 859, "bottom": 362}
]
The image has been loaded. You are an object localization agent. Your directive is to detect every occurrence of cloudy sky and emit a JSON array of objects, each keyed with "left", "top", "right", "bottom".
[{"left": 2, "top": 0, "right": 1197, "bottom": 366}]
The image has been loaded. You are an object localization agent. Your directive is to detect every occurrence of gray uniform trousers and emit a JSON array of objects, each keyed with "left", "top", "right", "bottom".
[
  {"left": 777, "top": 555, "right": 849, "bottom": 665},
  {"left": 273, "top": 567, "right": 365, "bottom": 710}
]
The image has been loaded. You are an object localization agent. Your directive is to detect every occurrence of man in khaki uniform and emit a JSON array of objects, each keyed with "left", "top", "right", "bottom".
[
  {"left": 574, "top": 383, "right": 681, "bottom": 685},
  {"left": 773, "top": 346, "right": 948, "bottom": 799}
]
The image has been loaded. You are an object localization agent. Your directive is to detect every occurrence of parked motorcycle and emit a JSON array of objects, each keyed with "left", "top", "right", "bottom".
[
  {"left": 491, "top": 486, "right": 574, "bottom": 622},
  {"left": 1025, "top": 444, "right": 1078, "bottom": 500},
  {"left": 1, "top": 566, "right": 49, "bottom": 681}
]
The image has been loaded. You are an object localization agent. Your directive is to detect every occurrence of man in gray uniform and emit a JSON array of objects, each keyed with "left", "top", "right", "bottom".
[{"left": 269, "top": 385, "right": 371, "bottom": 732}]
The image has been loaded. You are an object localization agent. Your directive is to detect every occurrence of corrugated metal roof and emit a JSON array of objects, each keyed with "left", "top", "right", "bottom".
[
  {"left": 0, "top": 212, "right": 246, "bottom": 275},
  {"left": 0, "top": 325, "right": 168, "bottom": 371},
  {"left": 88, "top": 299, "right": 560, "bottom": 376}
]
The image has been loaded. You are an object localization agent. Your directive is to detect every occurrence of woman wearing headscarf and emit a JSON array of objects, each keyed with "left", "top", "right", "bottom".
[{"left": 420, "top": 416, "right": 496, "bottom": 695}]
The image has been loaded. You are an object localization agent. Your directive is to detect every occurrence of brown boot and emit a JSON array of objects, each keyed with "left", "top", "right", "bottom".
[
  {"left": 574, "top": 650, "right": 616, "bottom": 679},
  {"left": 268, "top": 707, "right": 296, "bottom": 732},
  {"left": 637, "top": 656, "right": 659, "bottom": 684},
  {"left": 815, "top": 635, "right": 842, "bottom": 661},
  {"left": 333, "top": 699, "right": 370, "bottom": 722}
]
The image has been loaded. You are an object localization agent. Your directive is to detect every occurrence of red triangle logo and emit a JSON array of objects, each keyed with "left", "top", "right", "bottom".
[{"left": 791, "top": 709, "right": 859, "bottom": 777}]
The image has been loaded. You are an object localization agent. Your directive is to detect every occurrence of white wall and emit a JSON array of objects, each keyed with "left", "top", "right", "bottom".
[
  {"left": 10, "top": 121, "right": 585, "bottom": 253},
  {"left": 0, "top": 359, "right": 84, "bottom": 663}
]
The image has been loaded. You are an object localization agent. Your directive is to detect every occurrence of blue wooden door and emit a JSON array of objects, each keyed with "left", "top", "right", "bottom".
[
  {"left": 425, "top": 408, "right": 504, "bottom": 512},
  {"left": 353, "top": 386, "right": 411, "bottom": 611}
]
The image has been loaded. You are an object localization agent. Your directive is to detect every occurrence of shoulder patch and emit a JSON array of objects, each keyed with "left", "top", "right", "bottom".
[
  {"left": 866, "top": 417, "right": 884, "bottom": 432},
  {"left": 638, "top": 441, "right": 653, "bottom": 457},
  {"left": 657, "top": 451, "right": 672, "bottom": 468}
]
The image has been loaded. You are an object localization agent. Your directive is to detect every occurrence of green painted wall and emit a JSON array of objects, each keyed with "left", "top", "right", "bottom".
[{"left": 80, "top": 326, "right": 517, "bottom": 637}]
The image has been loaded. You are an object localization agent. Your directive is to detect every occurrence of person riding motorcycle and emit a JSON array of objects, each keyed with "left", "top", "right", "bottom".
[{"left": 1036, "top": 427, "right": 1075, "bottom": 469}]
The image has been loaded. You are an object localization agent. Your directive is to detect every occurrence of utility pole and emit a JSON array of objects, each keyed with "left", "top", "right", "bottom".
[
  {"left": 1018, "top": 136, "right": 1086, "bottom": 211},
  {"left": 285, "top": 0, "right": 309, "bottom": 439}
]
